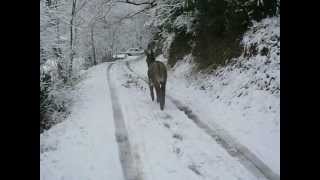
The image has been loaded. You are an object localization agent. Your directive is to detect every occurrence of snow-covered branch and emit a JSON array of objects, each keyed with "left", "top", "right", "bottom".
[{"left": 115, "top": 0, "right": 156, "bottom": 7}]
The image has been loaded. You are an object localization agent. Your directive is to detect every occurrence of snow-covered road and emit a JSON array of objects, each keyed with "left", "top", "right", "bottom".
[
  {"left": 109, "top": 58, "right": 259, "bottom": 180},
  {"left": 40, "top": 55, "right": 279, "bottom": 180},
  {"left": 124, "top": 57, "right": 279, "bottom": 180}
]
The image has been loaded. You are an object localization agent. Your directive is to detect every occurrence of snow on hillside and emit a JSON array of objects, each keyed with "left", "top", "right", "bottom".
[
  {"left": 171, "top": 16, "right": 280, "bottom": 173},
  {"left": 130, "top": 16, "right": 280, "bottom": 174}
]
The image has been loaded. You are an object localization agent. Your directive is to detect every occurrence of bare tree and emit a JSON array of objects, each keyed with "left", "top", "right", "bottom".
[
  {"left": 69, "top": 0, "right": 77, "bottom": 79},
  {"left": 90, "top": 22, "right": 97, "bottom": 65}
]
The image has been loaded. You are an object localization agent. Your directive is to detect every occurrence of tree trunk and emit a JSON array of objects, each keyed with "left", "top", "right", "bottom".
[
  {"left": 91, "top": 24, "right": 97, "bottom": 65},
  {"left": 56, "top": 18, "right": 66, "bottom": 83},
  {"left": 69, "top": 0, "right": 77, "bottom": 79},
  {"left": 110, "top": 28, "right": 118, "bottom": 55}
]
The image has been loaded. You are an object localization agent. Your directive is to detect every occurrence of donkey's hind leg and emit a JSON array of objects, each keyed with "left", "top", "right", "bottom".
[
  {"left": 154, "top": 83, "right": 161, "bottom": 104},
  {"left": 149, "top": 83, "right": 154, "bottom": 101},
  {"left": 160, "top": 82, "right": 166, "bottom": 110}
]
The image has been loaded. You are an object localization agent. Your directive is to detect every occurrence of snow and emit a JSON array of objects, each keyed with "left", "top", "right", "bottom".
[
  {"left": 173, "top": 14, "right": 194, "bottom": 33},
  {"left": 40, "top": 16, "right": 279, "bottom": 180},
  {"left": 129, "top": 16, "right": 280, "bottom": 174},
  {"left": 42, "top": 59, "right": 58, "bottom": 74},
  {"left": 41, "top": 56, "right": 270, "bottom": 179},
  {"left": 40, "top": 63, "right": 124, "bottom": 180},
  {"left": 113, "top": 54, "right": 127, "bottom": 59},
  {"left": 162, "top": 33, "right": 175, "bottom": 59},
  {"left": 108, "top": 61, "right": 258, "bottom": 180}
]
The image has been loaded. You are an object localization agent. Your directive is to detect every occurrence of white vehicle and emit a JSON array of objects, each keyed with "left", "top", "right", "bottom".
[
  {"left": 112, "top": 53, "right": 127, "bottom": 60},
  {"left": 124, "top": 48, "right": 144, "bottom": 56}
]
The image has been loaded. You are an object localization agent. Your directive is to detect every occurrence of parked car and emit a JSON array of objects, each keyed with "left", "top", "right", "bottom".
[
  {"left": 112, "top": 53, "right": 127, "bottom": 60},
  {"left": 124, "top": 48, "right": 144, "bottom": 56}
]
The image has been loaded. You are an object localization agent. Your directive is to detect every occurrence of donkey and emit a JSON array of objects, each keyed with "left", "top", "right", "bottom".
[{"left": 145, "top": 49, "right": 167, "bottom": 110}]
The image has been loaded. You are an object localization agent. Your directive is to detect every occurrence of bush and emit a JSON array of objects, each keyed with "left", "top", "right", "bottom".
[
  {"left": 40, "top": 71, "right": 73, "bottom": 134},
  {"left": 40, "top": 72, "right": 53, "bottom": 133},
  {"left": 168, "top": 31, "right": 192, "bottom": 67},
  {"left": 172, "top": 0, "right": 279, "bottom": 69},
  {"left": 148, "top": 0, "right": 280, "bottom": 70}
]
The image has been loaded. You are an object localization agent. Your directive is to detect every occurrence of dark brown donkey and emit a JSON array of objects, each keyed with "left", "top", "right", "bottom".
[{"left": 145, "top": 50, "right": 167, "bottom": 110}]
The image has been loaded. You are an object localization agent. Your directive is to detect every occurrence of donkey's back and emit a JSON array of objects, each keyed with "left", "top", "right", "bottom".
[{"left": 148, "top": 61, "right": 167, "bottom": 85}]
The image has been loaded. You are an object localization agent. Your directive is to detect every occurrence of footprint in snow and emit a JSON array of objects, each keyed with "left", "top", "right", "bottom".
[
  {"left": 163, "top": 123, "right": 170, "bottom": 129},
  {"left": 188, "top": 164, "right": 202, "bottom": 176},
  {"left": 172, "top": 133, "right": 183, "bottom": 141}
]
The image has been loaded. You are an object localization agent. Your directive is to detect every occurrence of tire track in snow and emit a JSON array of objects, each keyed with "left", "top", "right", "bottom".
[
  {"left": 125, "top": 59, "right": 280, "bottom": 180},
  {"left": 107, "top": 63, "right": 144, "bottom": 180}
]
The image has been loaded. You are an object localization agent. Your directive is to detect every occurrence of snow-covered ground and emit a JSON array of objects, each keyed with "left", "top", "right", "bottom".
[
  {"left": 130, "top": 17, "right": 280, "bottom": 174},
  {"left": 41, "top": 58, "right": 263, "bottom": 180},
  {"left": 109, "top": 61, "right": 260, "bottom": 180},
  {"left": 40, "top": 64, "right": 125, "bottom": 180},
  {"left": 40, "top": 17, "right": 279, "bottom": 180}
]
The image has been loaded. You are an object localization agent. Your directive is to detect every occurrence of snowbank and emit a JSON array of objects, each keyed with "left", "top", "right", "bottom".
[
  {"left": 40, "top": 63, "right": 124, "bottom": 180},
  {"left": 171, "top": 16, "right": 280, "bottom": 174},
  {"left": 131, "top": 16, "right": 280, "bottom": 174}
]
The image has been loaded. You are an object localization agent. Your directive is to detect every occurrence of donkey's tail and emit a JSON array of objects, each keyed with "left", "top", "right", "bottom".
[{"left": 157, "top": 62, "right": 167, "bottom": 84}]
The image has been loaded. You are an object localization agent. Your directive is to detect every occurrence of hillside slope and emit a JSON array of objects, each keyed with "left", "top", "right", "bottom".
[{"left": 130, "top": 16, "right": 280, "bottom": 174}]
